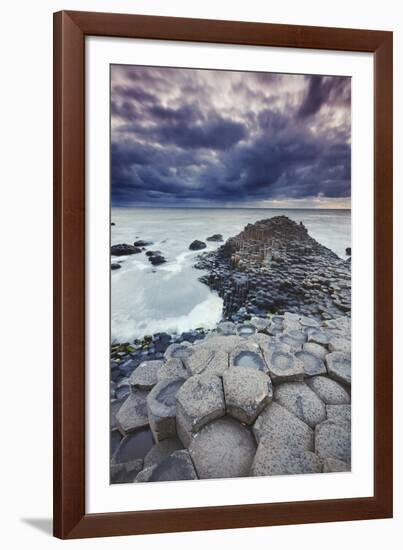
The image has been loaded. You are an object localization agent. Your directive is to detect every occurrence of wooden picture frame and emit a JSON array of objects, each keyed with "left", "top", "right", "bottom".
[{"left": 53, "top": 10, "right": 393, "bottom": 539}]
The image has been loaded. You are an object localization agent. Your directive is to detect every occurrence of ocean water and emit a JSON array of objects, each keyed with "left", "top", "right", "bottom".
[{"left": 111, "top": 208, "right": 351, "bottom": 342}]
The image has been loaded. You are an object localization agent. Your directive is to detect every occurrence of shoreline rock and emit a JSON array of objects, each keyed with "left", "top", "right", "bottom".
[
  {"left": 111, "top": 311, "right": 351, "bottom": 483},
  {"left": 110, "top": 216, "right": 351, "bottom": 483},
  {"left": 195, "top": 216, "right": 351, "bottom": 321}
]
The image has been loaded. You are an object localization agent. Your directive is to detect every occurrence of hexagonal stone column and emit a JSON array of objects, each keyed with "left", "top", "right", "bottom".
[
  {"left": 164, "top": 341, "right": 193, "bottom": 362},
  {"left": 273, "top": 382, "right": 326, "bottom": 428},
  {"left": 229, "top": 341, "right": 268, "bottom": 373},
  {"left": 223, "top": 367, "right": 272, "bottom": 424},
  {"left": 251, "top": 444, "right": 322, "bottom": 476},
  {"left": 189, "top": 417, "right": 256, "bottom": 479},
  {"left": 111, "top": 428, "right": 154, "bottom": 483},
  {"left": 326, "top": 404, "right": 351, "bottom": 427},
  {"left": 277, "top": 329, "right": 306, "bottom": 351},
  {"left": 147, "top": 378, "right": 185, "bottom": 442},
  {"left": 307, "top": 375, "right": 350, "bottom": 404},
  {"left": 307, "top": 328, "right": 332, "bottom": 345},
  {"left": 129, "top": 360, "right": 162, "bottom": 390},
  {"left": 295, "top": 350, "right": 327, "bottom": 376},
  {"left": 176, "top": 374, "right": 225, "bottom": 447},
  {"left": 135, "top": 450, "right": 198, "bottom": 482},
  {"left": 143, "top": 437, "right": 184, "bottom": 469},
  {"left": 263, "top": 349, "right": 304, "bottom": 383},
  {"left": 183, "top": 343, "right": 228, "bottom": 377},
  {"left": 253, "top": 401, "right": 313, "bottom": 451},
  {"left": 217, "top": 321, "right": 237, "bottom": 335},
  {"left": 116, "top": 390, "right": 149, "bottom": 434},
  {"left": 326, "top": 352, "right": 351, "bottom": 385},
  {"left": 157, "top": 358, "right": 188, "bottom": 382},
  {"left": 315, "top": 419, "right": 351, "bottom": 463},
  {"left": 302, "top": 342, "right": 328, "bottom": 360}
]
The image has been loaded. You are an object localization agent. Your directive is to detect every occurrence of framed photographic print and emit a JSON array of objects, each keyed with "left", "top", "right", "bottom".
[{"left": 53, "top": 11, "right": 393, "bottom": 539}]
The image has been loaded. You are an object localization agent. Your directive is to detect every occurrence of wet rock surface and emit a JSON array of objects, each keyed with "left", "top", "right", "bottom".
[
  {"left": 223, "top": 367, "right": 273, "bottom": 424},
  {"left": 176, "top": 374, "right": 226, "bottom": 446},
  {"left": 252, "top": 445, "right": 322, "bottom": 476},
  {"left": 147, "top": 378, "right": 186, "bottom": 442},
  {"left": 189, "top": 240, "right": 207, "bottom": 250},
  {"left": 110, "top": 217, "right": 351, "bottom": 482},
  {"left": 189, "top": 417, "right": 256, "bottom": 479},
  {"left": 195, "top": 216, "right": 350, "bottom": 321},
  {"left": 111, "top": 243, "right": 141, "bottom": 256},
  {"left": 273, "top": 382, "right": 326, "bottom": 428}
]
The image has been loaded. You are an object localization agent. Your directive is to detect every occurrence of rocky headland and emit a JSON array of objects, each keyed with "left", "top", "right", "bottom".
[
  {"left": 110, "top": 216, "right": 351, "bottom": 484},
  {"left": 195, "top": 216, "right": 351, "bottom": 321}
]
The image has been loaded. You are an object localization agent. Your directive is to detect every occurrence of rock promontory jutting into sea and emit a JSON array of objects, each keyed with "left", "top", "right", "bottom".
[
  {"left": 195, "top": 216, "right": 351, "bottom": 321},
  {"left": 110, "top": 215, "right": 351, "bottom": 484}
]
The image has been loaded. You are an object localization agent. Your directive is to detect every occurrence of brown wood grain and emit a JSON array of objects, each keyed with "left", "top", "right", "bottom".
[{"left": 53, "top": 10, "right": 393, "bottom": 539}]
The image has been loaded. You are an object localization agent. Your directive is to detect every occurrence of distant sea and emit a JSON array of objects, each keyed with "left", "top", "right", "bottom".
[{"left": 111, "top": 207, "right": 351, "bottom": 342}]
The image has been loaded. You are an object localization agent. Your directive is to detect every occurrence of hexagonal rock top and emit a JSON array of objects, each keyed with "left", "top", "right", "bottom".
[
  {"left": 326, "top": 404, "right": 351, "bottom": 427},
  {"left": 157, "top": 358, "right": 188, "bottom": 382},
  {"left": 229, "top": 341, "right": 268, "bottom": 373},
  {"left": 116, "top": 391, "right": 149, "bottom": 434},
  {"left": 306, "top": 376, "right": 350, "bottom": 405},
  {"left": 129, "top": 360, "right": 163, "bottom": 390},
  {"left": 183, "top": 344, "right": 228, "bottom": 377},
  {"left": 136, "top": 450, "right": 198, "bottom": 483},
  {"left": 176, "top": 374, "right": 225, "bottom": 447},
  {"left": 223, "top": 367, "right": 273, "bottom": 424},
  {"left": 111, "top": 429, "right": 154, "bottom": 481},
  {"left": 253, "top": 402, "right": 314, "bottom": 451},
  {"left": 295, "top": 350, "right": 327, "bottom": 377},
  {"left": 315, "top": 420, "right": 351, "bottom": 463},
  {"left": 164, "top": 342, "right": 193, "bottom": 362},
  {"left": 201, "top": 334, "right": 244, "bottom": 353},
  {"left": 307, "top": 329, "right": 332, "bottom": 345},
  {"left": 236, "top": 323, "right": 257, "bottom": 337},
  {"left": 188, "top": 417, "right": 256, "bottom": 479},
  {"left": 263, "top": 349, "right": 305, "bottom": 383},
  {"left": 143, "top": 437, "right": 184, "bottom": 469},
  {"left": 302, "top": 342, "right": 328, "bottom": 360},
  {"left": 299, "top": 315, "right": 320, "bottom": 328},
  {"left": 326, "top": 352, "right": 351, "bottom": 385},
  {"left": 274, "top": 382, "right": 326, "bottom": 428},
  {"left": 217, "top": 321, "right": 237, "bottom": 336},
  {"left": 249, "top": 317, "right": 270, "bottom": 332},
  {"left": 277, "top": 329, "right": 307, "bottom": 352},
  {"left": 251, "top": 444, "right": 322, "bottom": 477},
  {"left": 328, "top": 337, "right": 351, "bottom": 353},
  {"left": 147, "top": 378, "right": 186, "bottom": 442}
]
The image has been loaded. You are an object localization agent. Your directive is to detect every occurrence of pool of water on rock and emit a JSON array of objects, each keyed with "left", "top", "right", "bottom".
[
  {"left": 234, "top": 351, "right": 265, "bottom": 371},
  {"left": 113, "top": 428, "right": 154, "bottom": 462}
]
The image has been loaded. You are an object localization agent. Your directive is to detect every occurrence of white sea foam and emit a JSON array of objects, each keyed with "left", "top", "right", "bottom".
[{"left": 111, "top": 292, "right": 223, "bottom": 342}]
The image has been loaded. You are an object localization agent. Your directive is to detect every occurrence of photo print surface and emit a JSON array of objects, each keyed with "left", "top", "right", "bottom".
[{"left": 109, "top": 64, "right": 351, "bottom": 484}]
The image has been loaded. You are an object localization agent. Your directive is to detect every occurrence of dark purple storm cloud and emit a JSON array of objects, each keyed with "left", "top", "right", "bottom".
[{"left": 111, "top": 66, "right": 351, "bottom": 208}]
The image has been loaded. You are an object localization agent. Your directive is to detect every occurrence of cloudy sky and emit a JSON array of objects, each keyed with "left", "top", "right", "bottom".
[{"left": 111, "top": 65, "right": 351, "bottom": 209}]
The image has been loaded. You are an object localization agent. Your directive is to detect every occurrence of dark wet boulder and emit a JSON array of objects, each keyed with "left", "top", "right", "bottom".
[
  {"left": 111, "top": 243, "right": 141, "bottom": 256},
  {"left": 134, "top": 239, "right": 153, "bottom": 247},
  {"left": 111, "top": 263, "right": 121, "bottom": 270},
  {"left": 148, "top": 254, "right": 166, "bottom": 265},
  {"left": 189, "top": 240, "right": 207, "bottom": 250},
  {"left": 346, "top": 247, "right": 351, "bottom": 256},
  {"left": 206, "top": 234, "right": 223, "bottom": 242}
]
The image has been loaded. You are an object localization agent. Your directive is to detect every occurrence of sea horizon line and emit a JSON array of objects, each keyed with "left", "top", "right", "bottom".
[{"left": 111, "top": 205, "right": 351, "bottom": 211}]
